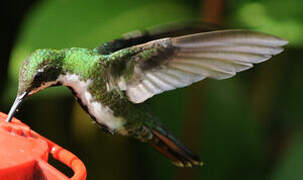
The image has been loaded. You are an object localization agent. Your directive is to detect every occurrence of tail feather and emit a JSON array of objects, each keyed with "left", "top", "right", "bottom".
[{"left": 148, "top": 127, "right": 203, "bottom": 167}]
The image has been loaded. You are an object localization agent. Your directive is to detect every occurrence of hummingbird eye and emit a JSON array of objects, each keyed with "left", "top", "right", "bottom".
[{"left": 34, "top": 71, "right": 43, "bottom": 81}]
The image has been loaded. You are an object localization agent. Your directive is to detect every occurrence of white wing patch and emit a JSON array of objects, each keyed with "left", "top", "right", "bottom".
[{"left": 120, "top": 30, "right": 288, "bottom": 103}]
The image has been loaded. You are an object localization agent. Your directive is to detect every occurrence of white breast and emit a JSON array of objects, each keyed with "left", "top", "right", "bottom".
[{"left": 58, "top": 73, "right": 125, "bottom": 130}]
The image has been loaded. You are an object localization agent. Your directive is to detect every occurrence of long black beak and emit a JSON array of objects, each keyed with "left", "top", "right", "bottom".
[{"left": 6, "top": 92, "right": 28, "bottom": 122}]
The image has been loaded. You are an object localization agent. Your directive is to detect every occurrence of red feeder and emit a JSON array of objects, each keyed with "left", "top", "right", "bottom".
[{"left": 0, "top": 112, "right": 87, "bottom": 180}]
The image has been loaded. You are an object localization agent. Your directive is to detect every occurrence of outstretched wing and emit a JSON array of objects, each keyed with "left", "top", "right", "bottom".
[
  {"left": 95, "top": 21, "right": 220, "bottom": 55},
  {"left": 105, "top": 30, "right": 288, "bottom": 103}
]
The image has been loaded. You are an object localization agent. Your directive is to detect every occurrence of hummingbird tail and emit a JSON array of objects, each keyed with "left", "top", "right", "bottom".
[{"left": 148, "top": 126, "right": 203, "bottom": 167}]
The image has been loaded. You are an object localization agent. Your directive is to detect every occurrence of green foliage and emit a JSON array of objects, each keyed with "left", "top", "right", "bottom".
[
  {"left": 4, "top": 0, "right": 303, "bottom": 180},
  {"left": 228, "top": 0, "right": 303, "bottom": 46},
  {"left": 271, "top": 132, "right": 303, "bottom": 180}
]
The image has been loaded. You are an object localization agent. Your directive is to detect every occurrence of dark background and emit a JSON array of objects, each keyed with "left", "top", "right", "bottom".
[{"left": 3, "top": 0, "right": 303, "bottom": 179}]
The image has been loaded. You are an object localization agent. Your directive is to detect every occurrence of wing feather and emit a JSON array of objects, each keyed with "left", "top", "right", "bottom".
[
  {"left": 107, "top": 29, "right": 287, "bottom": 103},
  {"left": 190, "top": 45, "right": 284, "bottom": 55},
  {"left": 173, "top": 30, "right": 287, "bottom": 47}
]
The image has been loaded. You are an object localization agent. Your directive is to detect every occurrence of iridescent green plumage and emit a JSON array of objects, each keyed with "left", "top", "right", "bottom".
[{"left": 6, "top": 22, "right": 288, "bottom": 167}]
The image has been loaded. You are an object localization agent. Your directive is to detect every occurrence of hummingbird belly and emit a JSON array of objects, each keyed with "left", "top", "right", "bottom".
[
  {"left": 83, "top": 92, "right": 126, "bottom": 130},
  {"left": 58, "top": 73, "right": 126, "bottom": 131}
]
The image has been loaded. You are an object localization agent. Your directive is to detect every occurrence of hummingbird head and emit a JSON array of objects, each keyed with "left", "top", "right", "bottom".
[
  {"left": 6, "top": 49, "right": 64, "bottom": 122},
  {"left": 18, "top": 49, "right": 64, "bottom": 95}
]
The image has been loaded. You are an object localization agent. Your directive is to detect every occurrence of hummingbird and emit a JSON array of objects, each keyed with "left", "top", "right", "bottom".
[{"left": 6, "top": 22, "right": 287, "bottom": 167}]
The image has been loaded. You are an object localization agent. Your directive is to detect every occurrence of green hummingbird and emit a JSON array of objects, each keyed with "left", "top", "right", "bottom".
[{"left": 6, "top": 23, "right": 287, "bottom": 167}]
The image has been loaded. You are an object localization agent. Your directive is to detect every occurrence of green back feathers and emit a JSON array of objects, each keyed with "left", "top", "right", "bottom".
[{"left": 62, "top": 48, "right": 103, "bottom": 79}]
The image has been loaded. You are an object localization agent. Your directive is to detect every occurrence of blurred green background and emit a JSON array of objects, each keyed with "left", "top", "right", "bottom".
[{"left": 3, "top": 0, "right": 303, "bottom": 179}]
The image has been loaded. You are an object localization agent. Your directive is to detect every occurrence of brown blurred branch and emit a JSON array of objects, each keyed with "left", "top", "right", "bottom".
[
  {"left": 201, "top": 0, "right": 225, "bottom": 24},
  {"left": 177, "top": 0, "right": 225, "bottom": 180}
]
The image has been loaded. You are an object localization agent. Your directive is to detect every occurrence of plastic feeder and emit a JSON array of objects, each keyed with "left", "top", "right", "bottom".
[{"left": 0, "top": 112, "right": 87, "bottom": 180}]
